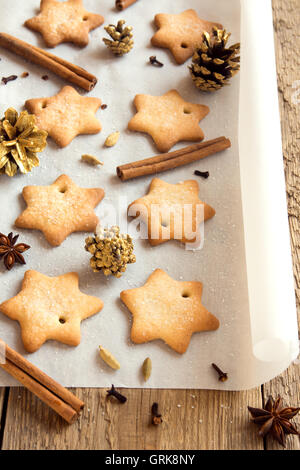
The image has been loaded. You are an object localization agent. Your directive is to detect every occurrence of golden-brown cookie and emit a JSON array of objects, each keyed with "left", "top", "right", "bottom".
[
  {"left": 151, "top": 9, "right": 222, "bottom": 64},
  {"left": 15, "top": 174, "right": 104, "bottom": 246},
  {"left": 25, "top": 86, "right": 102, "bottom": 148},
  {"left": 0, "top": 270, "right": 103, "bottom": 353},
  {"left": 120, "top": 269, "right": 219, "bottom": 354},
  {"left": 128, "top": 177, "right": 215, "bottom": 246},
  {"left": 128, "top": 89, "right": 209, "bottom": 152},
  {"left": 25, "top": 0, "right": 104, "bottom": 48}
]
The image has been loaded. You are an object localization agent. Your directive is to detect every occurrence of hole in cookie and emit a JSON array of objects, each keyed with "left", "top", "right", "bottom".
[
  {"left": 41, "top": 102, "right": 47, "bottom": 109},
  {"left": 182, "top": 292, "right": 190, "bottom": 298},
  {"left": 59, "top": 317, "right": 66, "bottom": 324},
  {"left": 183, "top": 108, "right": 191, "bottom": 114},
  {"left": 181, "top": 42, "right": 188, "bottom": 49},
  {"left": 82, "top": 16, "right": 88, "bottom": 21},
  {"left": 59, "top": 186, "right": 68, "bottom": 194}
]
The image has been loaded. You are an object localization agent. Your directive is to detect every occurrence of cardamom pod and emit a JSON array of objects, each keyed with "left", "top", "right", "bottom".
[
  {"left": 99, "top": 346, "right": 120, "bottom": 370},
  {"left": 104, "top": 131, "right": 120, "bottom": 147},
  {"left": 142, "top": 357, "right": 152, "bottom": 381},
  {"left": 81, "top": 154, "right": 104, "bottom": 166}
]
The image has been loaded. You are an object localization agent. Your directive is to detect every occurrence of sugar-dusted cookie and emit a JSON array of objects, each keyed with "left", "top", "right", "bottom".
[
  {"left": 25, "top": 0, "right": 104, "bottom": 48},
  {"left": 128, "top": 177, "right": 215, "bottom": 246},
  {"left": 15, "top": 174, "right": 104, "bottom": 247},
  {"left": 151, "top": 9, "right": 222, "bottom": 65},
  {"left": 25, "top": 86, "right": 102, "bottom": 148},
  {"left": 0, "top": 270, "right": 103, "bottom": 353},
  {"left": 120, "top": 269, "right": 219, "bottom": 354},
  {"left": 128, "top": 89, "right": 209, "bottom": 152}
]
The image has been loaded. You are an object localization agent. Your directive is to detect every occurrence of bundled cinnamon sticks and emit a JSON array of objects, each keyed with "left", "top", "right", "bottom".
[
  {"left": 0, "top": 340, "right": 84, "bottom": 423},
  {"left": 0, "top": 33, "right": 97, "bottom": 92},
  {"left": 117, "top": 136, "right": 231, "bottom": 181}
]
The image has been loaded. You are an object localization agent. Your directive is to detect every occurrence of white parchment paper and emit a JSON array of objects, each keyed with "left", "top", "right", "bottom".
[{"left": 0, "top": 0, "right": 298, "bottom": 389}]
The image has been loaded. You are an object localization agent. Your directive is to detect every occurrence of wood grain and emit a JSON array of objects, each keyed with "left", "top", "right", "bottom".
[
  {"left": 0, "top": 0, "right": 299, "bottom": 451},
  {"left": 263, "top": 0, "right": 300, "bottom": 451},
  {"left": 0, "top": 388, "right": 4, "bottom": 431},
  {"left": 1, "top": 388, "right": 263, "bottom": 450}
]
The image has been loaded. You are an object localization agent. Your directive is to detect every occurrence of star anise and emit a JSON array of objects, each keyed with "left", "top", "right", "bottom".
[
  {"left": 0, "top": 232, "right": 30, "bottom": 270},
  {"left": 248, "top": 395, "right": 300, "bottom": 447}
]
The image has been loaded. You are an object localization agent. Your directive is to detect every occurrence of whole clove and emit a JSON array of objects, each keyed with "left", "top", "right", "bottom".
[
  {"left": 194, "top": 170, "right": 210, "bottom": 179},
  {"left": 149, "top": 56, "right": 164, "bottom": 67},
  {"left": 212, "top": 363, "right": 228, "bottom": 382},
  {"left": 106, "top": 384, "right": 127, "bottom": 404},
  {"left": 151, "top": 402, "right": 163, "bottom": 425},
  {"left": 101, "top": 104, "right": 108, "bottom": 110},
  {"left": 2, "top": 75, "right": 17, "bottom": 85}
]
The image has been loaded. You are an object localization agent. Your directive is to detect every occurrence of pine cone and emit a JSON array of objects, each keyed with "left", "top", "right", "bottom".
[
  {"left": 103, "top": 20, "right": 134, "bottom": 56},
  {"left": 189, "top": 28, "right": 240, "bottom": 92},
  {"left": 85, "top": 226, "right": 136, "bottom": 278},
  {"left": 0, "top": 108, "right": 48, "bottom": 177}
]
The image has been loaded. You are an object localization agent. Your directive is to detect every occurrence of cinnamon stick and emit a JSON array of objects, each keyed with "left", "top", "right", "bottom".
[
  {"left": 0, "top": 359, "right": 78, "bottom": 423},
  {"left": 117, "top": 136, "right": 231, "bottom": 181},
  {"left": 0, "top": 32, "right": 97, "bottom": 91},
  {"left": 5, "top": 343, "right": 84, "bottom": 413},
  {"left": 0, "top": 340, "right": 84, "bottom": 423},
  {"left": 116, "top": 0, "right": 138, "bottom": 11}
]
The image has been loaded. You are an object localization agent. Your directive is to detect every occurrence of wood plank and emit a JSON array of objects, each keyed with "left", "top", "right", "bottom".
[
  {"left": 1, "top": 387, "right": 263, "bottom": 450},
  {"left": 0, "top": 388, "right": 4, "bottom": 427},
  {"left": 0, "top": 387, "right": 7, "bottom": 450},
  {"left": 263, "top": 0, "right": 300, "bottom": 451},
  {"left": 0, "top": 388, "right": 4, "bottom": 411}
]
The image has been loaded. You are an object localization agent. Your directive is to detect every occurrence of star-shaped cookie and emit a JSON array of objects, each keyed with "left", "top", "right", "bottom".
[
  {"left": 128, "top": 178, "right": 215, "bottom": 246},
  {"left": 15, "top": 174, "right": 104, "bottom": 246},
  {"left": 25, "top": 86, "right": 102, "bottom": 148},
  {"left": 151, "top": 9, "right": 222, "bottom": 64},
  {"left": 128, "top": 89, "right": 209, "bottom": 152},
  {"left": 0, "top": 270, "right": 103, "bottom": 353},
  {"left": 25, "top": 0, "right": 104, "bottom": 48},
  {"left": 120, "top": 269, "right": 219, "bottom": 354}
]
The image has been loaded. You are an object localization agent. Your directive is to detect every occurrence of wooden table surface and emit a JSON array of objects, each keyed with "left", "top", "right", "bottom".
[{"left": 0, "top": 0, "right": 299, "bottom": 451}]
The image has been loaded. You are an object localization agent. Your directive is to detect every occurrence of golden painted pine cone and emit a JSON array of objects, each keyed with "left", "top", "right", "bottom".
[
  {"left": 189, "top": 27, "right": 240, "bottom": 92},
  {"left": 0, "top": 108, "right": 47, "bottom": 177},
  {"left": 85, "top": 226, "right": 136, "bottom": 278},
  {"left": 103, "top": 20, "right": 134, "bottom": 56}
]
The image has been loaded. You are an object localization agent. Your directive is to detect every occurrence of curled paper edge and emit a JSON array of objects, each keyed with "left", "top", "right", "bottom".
[{"left": 239, "top": 0, "right": 299, "bottom": 370}]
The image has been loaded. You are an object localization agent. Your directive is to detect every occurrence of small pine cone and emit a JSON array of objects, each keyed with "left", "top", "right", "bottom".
[
  {"left": 102, "top": 20, "right": 134, "bottom": 56},
  {"left": 85, "top": 226, "right": 136, "bottom": 278},
  {"left": 189, "top": 27, "right": 240, "bottom": 92},
  {"left": 0, "top": 108, "right": 47, "bottom": 177}
]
